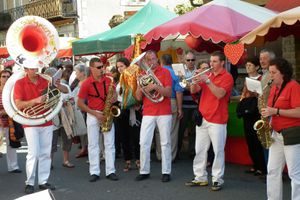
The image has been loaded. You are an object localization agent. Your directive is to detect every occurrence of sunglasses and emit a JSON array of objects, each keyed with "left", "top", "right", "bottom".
[
  {"left": 1, "top": 75, "right": 10, "bottom": 78},
  {"left": 186, "top": 59, "right": 195, "bottom": 62},
  {"left": 93, "top": 65, "right": 104, "bottom": 69}
]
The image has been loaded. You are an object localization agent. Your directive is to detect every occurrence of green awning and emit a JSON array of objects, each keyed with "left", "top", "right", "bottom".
[{"left": 72, "top": 1, "right": 176, "bottom": 55}]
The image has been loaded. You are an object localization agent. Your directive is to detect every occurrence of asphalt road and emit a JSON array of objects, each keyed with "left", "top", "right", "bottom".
[{"left": 0, "top": 140, "right": 291, "bottom": 200}]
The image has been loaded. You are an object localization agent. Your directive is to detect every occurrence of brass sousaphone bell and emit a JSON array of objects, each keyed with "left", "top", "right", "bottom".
[{"left": 3, "top": 16, "right": 63, "bottom": 126}]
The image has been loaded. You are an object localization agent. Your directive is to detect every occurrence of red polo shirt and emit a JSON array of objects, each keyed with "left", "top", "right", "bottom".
[
  {"left": 14, "top": 75, "right": 53, "bottom": 127},
  {"left": 268, "top": 80, "right": 300, "bottom": 132},
  {"left": 78, "top": 75, "right": 113, "bottom": 111},
  {"left": 142, "top": 66, "right": 172, "bottom": 116},
  {"left": 198, "top": 69, "right": 233, "bottom": 124}
]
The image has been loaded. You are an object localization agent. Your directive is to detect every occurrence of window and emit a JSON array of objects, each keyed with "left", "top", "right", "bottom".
[
  {"left": 120, "top": 0, "right": 149, "bottom": 6},
  {"left": 14, "top": 0, "right": 22, "bottom": 7}
]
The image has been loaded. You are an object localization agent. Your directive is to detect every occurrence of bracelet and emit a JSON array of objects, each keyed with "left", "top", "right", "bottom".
[
  {"left": 276, "top": 108, "right": 280, "bottom": 116},
  {"left": 205, "top": 79, "right": 211, "bottom": 85}
]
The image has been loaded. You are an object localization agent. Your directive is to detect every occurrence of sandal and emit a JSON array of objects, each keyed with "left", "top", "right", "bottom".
[
  {"left": 123, "top": 161, "right": 131, "bottom": 172},
  {"left": 62, "top": 161, "right": 75, "bottom": 168},
  {"left": 75, "top": 150, "right": 88, "bottom": 158},
  {"left": 135, "top": 160, "right": 140, "bottom": 169}
]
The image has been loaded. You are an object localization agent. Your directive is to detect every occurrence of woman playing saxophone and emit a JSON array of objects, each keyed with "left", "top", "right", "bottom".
[{"left": 261, "top": 58, "right": 300, "bottom": 200}]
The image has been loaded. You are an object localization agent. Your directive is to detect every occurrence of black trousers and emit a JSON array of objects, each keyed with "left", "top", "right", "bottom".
[
  {"left": 243, "top": 114, "right": 267, "bottom": 174},
  {"left": 114, "top": 109, "right": 141, "bottom": 161}
]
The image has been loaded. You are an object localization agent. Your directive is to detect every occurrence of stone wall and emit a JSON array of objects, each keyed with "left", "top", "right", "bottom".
[{"left": 282, "top": 35, "right": 300, "bottom": 82}]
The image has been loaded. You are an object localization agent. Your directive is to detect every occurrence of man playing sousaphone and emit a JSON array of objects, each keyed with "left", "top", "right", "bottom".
[
  {"left": 135, "top": 50, "right": 173, "bottom": 182},
  {"left": 14, "top": 64, "right": 68, "bottom": 194}
]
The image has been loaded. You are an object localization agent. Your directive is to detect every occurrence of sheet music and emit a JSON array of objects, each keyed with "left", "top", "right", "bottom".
[
  {"left": 246, "top": 77, "right": 262, "bottom": 95},
  {"left": 172, "top": 63, "right": 186, "bottom": 76},
  {"left": 52, "top": 68, "right": 63, "bottom": 87}
]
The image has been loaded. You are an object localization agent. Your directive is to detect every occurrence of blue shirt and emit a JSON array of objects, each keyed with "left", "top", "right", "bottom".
[{"left": 163, "top": 65, "right": 184, "bottom": 99}]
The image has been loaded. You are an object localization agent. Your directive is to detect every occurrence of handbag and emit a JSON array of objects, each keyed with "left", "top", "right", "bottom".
[
  {"left": 193, "top": 109, "right": 203, "bottom": 126},
  {"left": 72, "top": 105, "right": 87, "bottom": 136},
  {"left": 281, "top": 126, "right": 300, "bottom": 145},
  {"left": 236, "top": 97, "right": 259, "bottom": 118}
]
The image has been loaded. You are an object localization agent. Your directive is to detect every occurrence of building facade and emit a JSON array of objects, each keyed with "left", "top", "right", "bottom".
[{"left": 0, "top": 0, "right": 187, "bottom": 46}]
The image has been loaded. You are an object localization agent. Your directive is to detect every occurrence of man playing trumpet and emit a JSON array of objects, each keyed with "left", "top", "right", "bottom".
[
  {"left": 185, "top": 51, "right": 233, "bottom": 191},
  {"left": 135, "top": 50, "right": 173, "bottom": 182}
]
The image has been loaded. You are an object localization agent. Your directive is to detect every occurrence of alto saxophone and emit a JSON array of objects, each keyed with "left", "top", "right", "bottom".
[
  {"left": 253, "top": 80, "right": 273, "bottom": 149},
  {"left": 100, "top": 76, "right": 121, "bottom": 133}
]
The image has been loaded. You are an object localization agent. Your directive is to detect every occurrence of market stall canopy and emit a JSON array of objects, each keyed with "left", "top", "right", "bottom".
[
  {"left": 266, "top": 0, "right": 300, "bottom": 12},
  {"left": 72, "top": 1, "right": 176, "bottom": 56},
  {"left": 240, "top": 6, "right": 300, "bottom": 44},
  {"left": 141, "top": 0, "right": 276, "bottom": 50}
]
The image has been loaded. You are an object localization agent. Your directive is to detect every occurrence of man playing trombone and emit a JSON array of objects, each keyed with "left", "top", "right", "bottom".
[{"left": 185, "top": 51, "right": 233, "bottom": 191}]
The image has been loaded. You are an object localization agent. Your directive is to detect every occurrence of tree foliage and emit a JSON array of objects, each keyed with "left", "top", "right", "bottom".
[
  {"left": 109, "top": 15, "right": 125, "bottom": 28},
  {"left": 174, "top": 2, "right": 197, "bottom": 15}
]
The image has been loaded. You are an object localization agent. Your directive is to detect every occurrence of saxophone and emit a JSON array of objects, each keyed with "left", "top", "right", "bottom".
[
  {"left": 100, "top": 76, "right": 121, "bottom": 133},
  {"left": 253, "top": 80, "right": 273, "bottom": 149}
]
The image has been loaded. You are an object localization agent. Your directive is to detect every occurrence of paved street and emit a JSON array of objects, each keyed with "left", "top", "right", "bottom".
[{"left": 0, "top": 140, "right": 291, "bottom": 200}]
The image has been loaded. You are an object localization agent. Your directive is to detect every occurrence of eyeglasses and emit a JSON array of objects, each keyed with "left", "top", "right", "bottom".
[
  {"left": 1, "top": 75, "right": 10, "bottom": 78},
  {"left": 93, "top": 65, "right": 104, "bottom": 69},
  {"left": 186, "top": 59, "right": 195, "bottom": 62}
]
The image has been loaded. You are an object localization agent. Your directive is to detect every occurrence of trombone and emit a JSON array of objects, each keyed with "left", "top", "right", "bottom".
[{"left": 179, "top": 67, "right": 212, "bottom": 88}]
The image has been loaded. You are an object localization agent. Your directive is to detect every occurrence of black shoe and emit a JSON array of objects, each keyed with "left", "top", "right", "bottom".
[
  {"left": 106, "top": 173, "right": 118, "bottom": 181},
  {"left": 161, "top": 174, "right": 171, "bottom": 182},
  {"left": 135, "top": 174, "right": 150, "bottom": 181},
  {"left": 25, "top": 185, "right": 34, "bottom": 194},
  {"left": 211, "top": 182, "right": 223, "bottom": 191},
  {"left": 39, "top": 183, "right": 56, "bottom": 190},
  {"left": 9, "top": 169, "right": 22, "bottom": 173},
  {"left": 89, "top": 174, "right": 99, "bottom": 182}
]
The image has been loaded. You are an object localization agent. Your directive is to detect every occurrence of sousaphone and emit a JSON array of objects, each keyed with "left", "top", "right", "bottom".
[{"left": 3, "top": 16, "right": 63, "bottom": 126}]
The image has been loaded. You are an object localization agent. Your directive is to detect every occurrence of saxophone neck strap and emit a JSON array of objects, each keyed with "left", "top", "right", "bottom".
[{"left": 89, "top": 81, "right": 107, "bottom": 102}]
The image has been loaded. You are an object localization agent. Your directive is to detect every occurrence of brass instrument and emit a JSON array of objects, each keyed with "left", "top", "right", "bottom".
[
  {"left": 253, "top": 80, "right": 273, "bottom": 149},
  {"left": 179, "top": 67, "right": 213, "bottom": 88},
  {"left": 119, "top": 34, "right": 144, "bottom": 109},
  {"left": 100, "top": 76, "right": 121, "bottom": 133},
  {"left": 3, "top": 16, "right": 62, "bottom": 126},
  {"left": 131, "top": 52, "right": 164, "bottom": 103}
]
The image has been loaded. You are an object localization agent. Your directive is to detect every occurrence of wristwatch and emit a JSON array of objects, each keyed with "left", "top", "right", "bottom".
[{"left": 205, "top": 79, "right": 211, "bottom": 85}]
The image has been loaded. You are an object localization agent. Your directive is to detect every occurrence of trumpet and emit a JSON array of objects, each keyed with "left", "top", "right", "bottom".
[{"left": 179, "top": 67, "right": 212, "bottom": 88}]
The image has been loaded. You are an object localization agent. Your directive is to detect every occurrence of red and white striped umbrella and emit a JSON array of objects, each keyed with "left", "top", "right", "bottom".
[{"left": 141, "top": 0, "right": 276, "bottom": 50}]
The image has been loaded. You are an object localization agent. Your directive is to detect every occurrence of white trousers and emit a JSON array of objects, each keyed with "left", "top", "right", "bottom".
[
  {"left": 193, "top": 119, "right": 227, "bottom": 184},
  {"left": 2, "top": 127, "right": 19, "bottom": 171},
  {"left": 86, "top": 113, "right": 115, "bottom": 176},
  {"left": 140, "top": 115, "right": 172, "bottom": 175},
  {"left": 24, "top": 125, "right": 53, "bottom": 186},
  {"left": 267, "top": 131, "right": 300, "bottom": 200},
  {"left": 155, "top": 99, "right": 179, "bottom": 161}
]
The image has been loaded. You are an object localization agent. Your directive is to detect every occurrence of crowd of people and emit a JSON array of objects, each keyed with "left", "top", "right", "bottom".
[{"left": 0, "top": 49, "right": 299, "bottom": 200}]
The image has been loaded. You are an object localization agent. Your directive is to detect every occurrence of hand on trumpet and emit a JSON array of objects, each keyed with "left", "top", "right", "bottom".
[{"left": 192, "top": 70, "right": 209, "bottom": 84}]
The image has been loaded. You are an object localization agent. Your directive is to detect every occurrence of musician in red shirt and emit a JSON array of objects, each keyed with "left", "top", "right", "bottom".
[
  {"left": 77, "top": 57, "right": 118, "bottom": 182},
  {"left": 187, "top": 51, "right": 233, "bottom": 191},
  {"left": 14, "top": 65, "right": 67, "bottom": 194},
  {"left": 261, "top": 58, "right": 300, "bottom": 200},
  {"left": 135, "top": 50, "right": 173, "bottom": 182}
]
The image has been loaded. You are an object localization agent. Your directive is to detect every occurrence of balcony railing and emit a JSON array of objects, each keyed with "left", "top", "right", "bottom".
[{"left": 0, "top": 0, "right": 77, "bottom": 30}]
